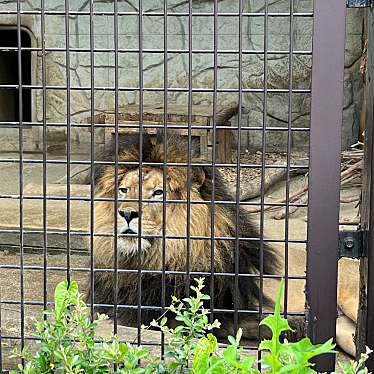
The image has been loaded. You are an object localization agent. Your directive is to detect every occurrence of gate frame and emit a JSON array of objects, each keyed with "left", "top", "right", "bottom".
[
  {"left": 356, "top": 6, "right": 374, "bottom": 371},
  {"left": 306, "top": 0, "right": 346, "bottom": 371}
]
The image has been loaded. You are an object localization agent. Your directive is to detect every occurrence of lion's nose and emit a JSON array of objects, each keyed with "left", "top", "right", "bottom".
[{"left": 119, "top": 210, "right": 139, "bottom": 224}]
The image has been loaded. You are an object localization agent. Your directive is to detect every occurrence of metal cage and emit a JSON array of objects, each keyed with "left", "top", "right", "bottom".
[{"left": 0, "top": 0, "right": 358, "bottom": 372}]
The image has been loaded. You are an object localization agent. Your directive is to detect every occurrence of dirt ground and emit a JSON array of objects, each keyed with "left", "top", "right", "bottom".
[{"left": 0, "top": 149, "right": 359, "bottom": 370}]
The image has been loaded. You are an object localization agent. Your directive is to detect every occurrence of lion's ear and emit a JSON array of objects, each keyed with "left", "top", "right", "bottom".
[{"left": 192, "top": 167, "right": 206, "bottom": 188}]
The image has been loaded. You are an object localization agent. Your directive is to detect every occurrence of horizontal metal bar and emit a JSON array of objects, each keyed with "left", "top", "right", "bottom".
[
  {"left": 0, "top": 46, "right": 312, "bottom": 55},
  {"left": 0, "top": 84, "right": 311, "bottom": 94},
  {"left": 0, "top": 159, "right": 309, "bottom": 169},
  {"left": 0, "top": 228, "right": 308, "bottom": 243},
  {"left": 0, "top": 194, "right": 309, "bottom": 206},
  {"left": 0, "top": 265, "right": 306, "bottom": 280},
  {"left": 0, "top": 335, "right": 257, "bottom": 353},
  {"left": 0, "top": 334, "right": 262, "bottom": 352},
  {"left": 0, "top": 10, "right": 313, "bottom": 17},
  {"left": 0, "top": 243, "right": 86, "bottom": 254},
  {"left": 0, "top": 233, "right": 307, "bottom": 244},
  {"left": 0, "top": 122, "right": 311, "bottom": 132},
  {"left": 0, "top": 299, "right": 300, "bottom": 312},
  {"left": 0, "top": 303, "right": 304, "bottom": 318},
  {"left": 16, "top": 300, "right": 306, "bottom": 312}
]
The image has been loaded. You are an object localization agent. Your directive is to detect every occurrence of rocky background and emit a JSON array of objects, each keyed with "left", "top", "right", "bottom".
[{"left": 0, "top": 0, "right": 365, "bottom": 153}]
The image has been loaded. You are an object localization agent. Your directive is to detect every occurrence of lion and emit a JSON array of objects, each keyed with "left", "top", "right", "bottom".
[{"left": 87, "top": 131, "right": 305, "bottom": 341}]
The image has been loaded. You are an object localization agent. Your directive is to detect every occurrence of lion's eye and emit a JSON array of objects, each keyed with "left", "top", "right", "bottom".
[
  {"left": 119, "top": 187, "right": 128, "bottom": 194},
  {"left": 153, "top": 189, "right": 163, "bottom": 196}
]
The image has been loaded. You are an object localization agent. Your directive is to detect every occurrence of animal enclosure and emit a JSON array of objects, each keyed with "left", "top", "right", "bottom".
[{"left": 0, "top": 0, "right": 370, "bottom": 372}]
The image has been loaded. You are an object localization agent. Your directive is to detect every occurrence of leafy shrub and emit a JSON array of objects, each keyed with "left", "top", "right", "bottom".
[
  {"left": 337, "top": 347, "right": 373, "bottom": 374},
  {"left": 10, "top": 278, "right": 371, "bottom": 373}
]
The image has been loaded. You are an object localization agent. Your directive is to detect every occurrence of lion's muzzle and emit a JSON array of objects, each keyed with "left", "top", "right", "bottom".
[{"left": 118, "top": 208, "right": 140, "bottom": 234}]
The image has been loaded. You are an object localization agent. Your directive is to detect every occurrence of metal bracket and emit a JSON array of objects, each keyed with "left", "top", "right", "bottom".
[
  {"left": 346, "top": 0, "right": 372, "bottom": 7},
  {"left": 338, "top": 230, "right": 365, "bottom": 258}
]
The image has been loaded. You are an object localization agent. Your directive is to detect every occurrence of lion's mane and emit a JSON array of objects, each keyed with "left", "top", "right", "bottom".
[{"left": 87, "top": 131, "right": 278, "bottom": 338}]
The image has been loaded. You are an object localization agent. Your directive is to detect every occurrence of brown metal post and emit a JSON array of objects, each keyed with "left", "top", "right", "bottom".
[
  {"left": 357, "top": 7, "right": 374, "bottom": 371},
  {"left": 306, "top": 0, "right": 346, "bottom": 372}
]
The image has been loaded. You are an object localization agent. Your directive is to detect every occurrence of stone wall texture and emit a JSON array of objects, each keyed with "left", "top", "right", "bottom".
[{"left": 0, "top": 0, "right": 365, "bottom": 153}]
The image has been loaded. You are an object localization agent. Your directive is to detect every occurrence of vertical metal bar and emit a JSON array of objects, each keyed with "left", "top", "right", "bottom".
[
  {"left": 64, "top": 0, "right": 71, "bottom": 284},
  {"left": 257, "top": 0, "right": 268, "bottom": 359},
  {"left": 185, "top": 0, "right": 192, "bottom": 295},
  {"left": 306, "top": 0, "right": 346, "bottom": 371},
  {"left": 283, "top": 0, "right": 295, "bottom": 318},
  {"left": 113, "top": 0, "right": 119, "bottom": 337},
  {"left": 209, "top": 0, "right": 218, "bottom": 323},
  {"left": 361, "top": 85, "right": 374, "bottom": 367},
  {"left": 16, "top": 0, "right": 25, "bottom": 354},
  {"left": 357, "top": 6, "right": 374, "bottom": 370},
  {"left": 41, "top": 0, "right": 48, "bottom": 312},
  {"left": 365, "top": 5, "right": 374, "bottom": 362},
  {"left": 89, "top": 0, "right": 95, "bottom": 320},
  {"left": 161, "top": 0, "right": 168, "bottom": 356},
  {"left": 137, "top": 0, "right": 144, "bottom": 346},
  {"left": 234, "top": 0, "right": 244, "bottom": 334}
]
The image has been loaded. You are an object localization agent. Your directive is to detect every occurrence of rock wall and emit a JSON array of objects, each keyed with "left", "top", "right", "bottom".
[{"left": 0, "top": 0, "right": 365, "bottom": 153}]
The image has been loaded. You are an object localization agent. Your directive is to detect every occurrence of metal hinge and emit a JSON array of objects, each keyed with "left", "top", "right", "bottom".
[
  {"left": 346, "top": 0, "right": 372, "bottom": 7},
  {"left": 338, "top": 230, "right": 365, "bottom": 259}
]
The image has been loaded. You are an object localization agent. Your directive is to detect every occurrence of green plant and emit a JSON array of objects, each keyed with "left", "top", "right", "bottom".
[
  {"left": 9, "top": 278, "right": 372, "bottom": 374},
  {"left": 335, "top": 347, "right": 373, "bottom": 374},
  {"left": 10, "top": 281, "right": 158, "bottom": 374},
  {"left": 149, "top": 277, "right": 221, "bottom": 371},
  {"left": 149, "top": 277, "right": 257, "bottom": 373},
  {"left": 259, "top": 280, "right": 335, "bottom": 373}
]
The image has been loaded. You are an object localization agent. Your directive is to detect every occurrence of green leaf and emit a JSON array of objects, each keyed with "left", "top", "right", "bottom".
[
  {"left": 258, "top": 339, "right": 273, "bottom": 352},
  {"left": 259, "top": 280, "right": 291, "bottom": 342},
  {"left": 208, "top": 355, "right": 226, "bottom": 374},
  {"left": 277, "top": 363, "right": 317, "bottom": 373},
  {"left": 222, "top": 345, "right": 241, "bottom": 368},
  {"left": 174, "top": 325, "right": 187, "bottom": 334},
  {"left": 53, "top": 349, "right": 64, "bottom": 361},
  {"left": 227, "top": 335, "right": 236, "bottom": 346},
  {"left": 54, "top": 280, "right": 70, "bottom": 321},
  {"left": 281, "top": 337, "right": 336, "bottom": 368},
  {"left": 242, "top": 356, "right": 257, "bottom": 370},
  {"left": 192, "top": 339, "right": 212, "bottom": 373},
  {"left": 258, "top": 280, "right": 290, "bottom": 373},
  {"left": 193, "top": 335, "right": 222, "bottom": 374},
  {"left": 68, "top": 281, "right": 79, "bottom": 304},
  {"left": 119, "top": 342, "right": 129, "bottom": 354},
  {"left": 261, "top": 351, "right": 282, "bottom": 373}
]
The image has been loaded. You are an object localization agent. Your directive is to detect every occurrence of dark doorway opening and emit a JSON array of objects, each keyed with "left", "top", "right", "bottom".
[{"left": 0, "top": 29, "right": 31, "bottom": 125}]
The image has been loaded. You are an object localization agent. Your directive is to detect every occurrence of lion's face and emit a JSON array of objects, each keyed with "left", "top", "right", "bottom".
[
  {"left": 94, "top": 138, "right": 208, "bottom": 261},
  {"left": 116, "top": 167, "right": 177, "bottom": 256}
]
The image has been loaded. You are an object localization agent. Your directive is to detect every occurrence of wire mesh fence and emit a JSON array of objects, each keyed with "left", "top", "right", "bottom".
[{"left": 0, "top": 0, "right": 350, "bottom": 371}]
